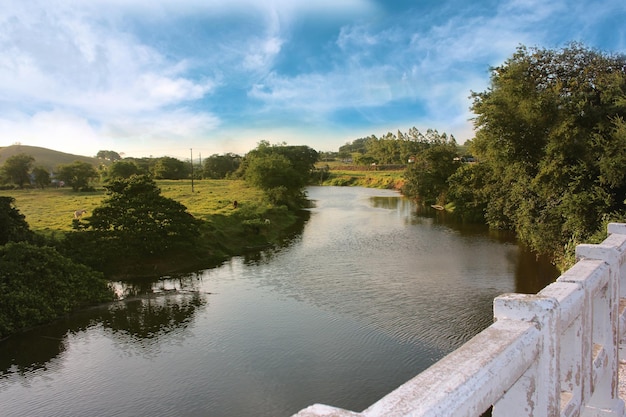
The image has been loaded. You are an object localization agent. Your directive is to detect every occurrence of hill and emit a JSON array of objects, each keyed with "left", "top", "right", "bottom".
[{"left": 0, "top": 144, "right": 99, "bottom": 171}]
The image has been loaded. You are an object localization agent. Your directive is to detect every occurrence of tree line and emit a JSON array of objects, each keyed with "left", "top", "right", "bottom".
[
  {"left": 0, "top": 142, "right": 318, "bottom": 338},
  {"left": 401, "top": 43, "right": 626, "bottom": 267},
  {"left": 2, "top": 42, "right": 624, "bottom": 336}
]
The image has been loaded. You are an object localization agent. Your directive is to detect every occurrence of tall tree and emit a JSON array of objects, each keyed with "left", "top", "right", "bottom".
[
  {"left": 32, "top": 166, "right": 51, "bottom": 189},
  {"left": 402, "top": 134, "right": 459, "bottom": 205},
  {"left": 0, "top": 197, "right": 34, "bottom": 245},
  {"left": 1, "top": 153, "right": 34, "bottom": 188},
  {"left": 203, "top": 153, "right": 241, "bottom": 179},
  {"left": 240, "top": 142, "right": 318, "bottom": 208},
  {"left": 97, "top": 150, "right": 122, "bottom": 161},
  {"left": 56, "top": 160, "right": 99, "bottom": 191},
  {"left": 464, "top": 43, "right": 626, "bottom": 256},
  {"left": 153, "top": 156, "right": 188, "bottom": 180},
  {"left": 85, "top": 175, "right": 200, "bottom": 257},
  {"left": 106, "top": 160, "right": 140, "bottom": 180}
]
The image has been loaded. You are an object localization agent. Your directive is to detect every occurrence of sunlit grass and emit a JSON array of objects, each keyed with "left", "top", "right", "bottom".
[
  {"left": 322, "top": 169, "right": 405, "bottom": 189},
  {"left": 0, "top": 179, "right": 270, "bottom": 233}
]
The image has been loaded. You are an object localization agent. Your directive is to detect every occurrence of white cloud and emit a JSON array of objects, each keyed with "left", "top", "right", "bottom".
[
  {"left": 0, "top": 0, "right": 622, "bottom": 158},
  {"left": 0, "top": 0, "right": 216, "bottom": 115}
]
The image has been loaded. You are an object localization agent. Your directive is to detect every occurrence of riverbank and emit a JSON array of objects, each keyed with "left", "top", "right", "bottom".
[
  {"left": 0, "top": 179, "right": 304, "bottom": 278},
  {"left": 318, "top": 166, "right": 405, "bottom": 189}
]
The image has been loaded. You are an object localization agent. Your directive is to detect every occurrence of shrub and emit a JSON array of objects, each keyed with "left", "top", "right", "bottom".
[{"left": 0, "top": 242, "right": 115, "bottom": 338}]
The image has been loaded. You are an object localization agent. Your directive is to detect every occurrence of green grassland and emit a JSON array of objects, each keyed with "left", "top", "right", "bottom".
[
  {"left": 319, "top": 168, "right": 405, "bottom": 190},
  {"left": 0, "top": 179, "right": 266, "bottom": 233},
  {"left": 0, "top": 179, "right": 298, "bottom": 274}
]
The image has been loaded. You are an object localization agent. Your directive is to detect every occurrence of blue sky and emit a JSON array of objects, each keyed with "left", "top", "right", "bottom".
[{"left": 0, "top": 0, "right": 625, "bottom": 159}]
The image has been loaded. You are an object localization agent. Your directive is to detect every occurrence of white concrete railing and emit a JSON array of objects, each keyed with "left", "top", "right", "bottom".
[{"left": 293, "top": 223, "right": 626, "bottom": 417}]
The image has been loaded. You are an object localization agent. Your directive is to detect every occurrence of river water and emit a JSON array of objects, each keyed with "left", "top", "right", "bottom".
[{"left": 0, "top": 186, "right": 559, "bottom": 417}]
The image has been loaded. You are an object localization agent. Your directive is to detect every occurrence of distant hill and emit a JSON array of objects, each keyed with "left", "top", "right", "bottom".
[{"left": 0, "top": 144, "right": 100, "bottom": 172}]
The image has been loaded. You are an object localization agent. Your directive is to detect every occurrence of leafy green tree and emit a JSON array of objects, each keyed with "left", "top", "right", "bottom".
[
  {"left": 1, "top": 153, "right": 34, "bottom": 188},
  {"left": 447, "top": 163, "right": 491, "bottom": 222},
  {"left": 56, "top": 160, "right": 99, "bottom": 191},
  {"left": 32, "top": 166, "right": 51, "bottom": 189},
  {"left": 0, "top": 242, "right": 115, "bottom": 338},
  {"left": 153, "top": 156, "right": 188, "bottom": 179},
  {"left": 464, "top": 43, "right": 626, "bottom": 257},
  {"left": 402, "top": 135, "right": 459, "bottom": 205},
  {"left": 107, "top": 160, "right": 141, "bottom": 180},
  {"left": 339, "top": 137, "right": 368, "bottom": 155},
  {"left": 341, "top": 128, "right": 437, "bottom": 165},
  {"left": 203, "top": 153, "right": 241, "bottom": 179},
  {"left": 0, "top": 197, "right": 34, "bottom": 245},
  {"left": 85, "top": 175, "right": 201, "bottom": 257},
  {"left": 240, "top": 142, "right": 318, "bottom": 208},
  {"left": 97, "top": 150, "right": 122, "bottom": 161}
]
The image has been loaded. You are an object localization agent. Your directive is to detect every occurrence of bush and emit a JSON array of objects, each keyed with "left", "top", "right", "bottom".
[{"left": 0, "top": 242, "right": 115, "bottom": 338}]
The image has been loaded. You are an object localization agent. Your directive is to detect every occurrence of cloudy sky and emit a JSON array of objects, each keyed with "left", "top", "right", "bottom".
[{"left": 1, "top": 0, "right": 625, "bottom": 159}]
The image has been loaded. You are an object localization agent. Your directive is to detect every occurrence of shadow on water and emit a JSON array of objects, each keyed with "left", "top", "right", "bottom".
[
  {"left": 0, "top": 210, "right": 312, "bottom": 380},
  {"left": 0, "top": 188, "right": 562, "bottom": 417},
  {"left": 0, "top": 291, "right": 207, "bottom": 379},
  {"left": 412, "top": 204, "right": 560, "bottom": 294},
  {"left": 242, "top": 208, "right": 311, "bottom": 265}
]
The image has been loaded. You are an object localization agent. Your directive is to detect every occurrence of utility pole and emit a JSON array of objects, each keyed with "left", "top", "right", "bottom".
[{"left": 190, "top": 148, "right": 194, "bottom": 193}]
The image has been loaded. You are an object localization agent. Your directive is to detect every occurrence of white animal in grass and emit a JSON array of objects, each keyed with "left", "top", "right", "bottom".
[{"left": 74, "top": 209, "right": 87, "bottom": 219}]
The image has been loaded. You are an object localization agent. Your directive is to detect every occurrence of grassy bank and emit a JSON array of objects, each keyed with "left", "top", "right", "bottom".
[
  {"left": 319, "top": 168, "right": 405, "bottom": 190},
  {"left": 0, "top": 179, "right": 301, "bottom": 275}
]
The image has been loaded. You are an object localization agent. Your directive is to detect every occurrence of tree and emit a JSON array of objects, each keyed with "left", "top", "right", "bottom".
[
  {"left": 1, "top": 153, "right": 34, "bottom": 188},
  {"left": 239, "top": 142, "right": 318, "bottom": 208},
  {"left": 97, "top": 150, "right": 122, "bottom": 161},
  {"left": 463, "top": 43, "right": 626, "bottom": 257},
  {"left": 106, "top": 160, "right": 141, "bottom": 180},
  {"left": 203, "top": 153, "right": 241, "bottom": 179},
  {"left": 32, "top": 166, "right": 51, "bottom": 189},
  {"left": 85, "top": 175, "right": 201, "bottom": 257},
  {"left": 0, "top": 242, "right": 115, "bottom": 338},
  {"left": 0, "top": 197, "right": 34, "bottom": 245},
  {"left": 153, "top": 156, "right": 188, "bottom": 180},
  {"left": 56, "top": 160, "right": 99, "bottom": 191},
  {"left": 402, "top": 134, "right": 459, "bottom": 205}
]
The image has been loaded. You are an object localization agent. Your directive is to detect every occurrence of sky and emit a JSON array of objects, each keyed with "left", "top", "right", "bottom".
[{"left": 0, "top": 0, "right": 625, "bottom": 160}]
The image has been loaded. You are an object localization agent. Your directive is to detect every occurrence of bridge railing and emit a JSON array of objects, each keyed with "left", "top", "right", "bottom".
[{"left": 293, "top": 223, "right": 626, "bottom": 417}]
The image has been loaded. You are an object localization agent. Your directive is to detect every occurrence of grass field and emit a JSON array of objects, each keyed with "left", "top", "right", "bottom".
[
  {"left": 320, "top": 169, "right": 405, "bottom": 189},
  {"left": 0, "top": 179, "right": 270, "bottom": 234}
]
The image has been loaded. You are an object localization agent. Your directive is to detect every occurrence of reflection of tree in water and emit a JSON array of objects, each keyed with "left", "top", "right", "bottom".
[
  {"left": 0, "top": 290, "right": 207, "bottom": 378},
  {"left": 102, "top": 292, "right": 206, "bottom": 339},
  {"left": 0, "top": 325, "right": 69, "bottom": 378},
  {"left": 369, "top": 196, "right": 400, "bottom": 209},
  {"left": 243, "top": 208, "right": 310, "bottom": 265}
]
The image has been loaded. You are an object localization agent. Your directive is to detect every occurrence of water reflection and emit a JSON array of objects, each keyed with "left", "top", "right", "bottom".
[
  {"left": 0, "top": 291, "right": 207, "bottom": 379},
  {"left": 0, "top": 187, "right": 561, "bottom": 417}
]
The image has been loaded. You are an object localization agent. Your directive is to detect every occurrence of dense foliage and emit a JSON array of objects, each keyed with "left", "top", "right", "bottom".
[
  {"left": 239, "top": 141, "right": 318, "bottom": 208},
  {"left": 0, "top": 196, "right": 34, "bottom": 245},
  {"left": 32, "top": 166, "right": 51, "bottom": 188},
  {"left": 203, "top": 153, "right": 241, "bottom": 179},
  {"left": 76, "top": 175, "right": 202, "bottom": 261},
  {"left": 106, "top": 160, "right": 141, "bottom": 179},
  {"left": 153, "top": 156, "right": 188, "bottom": 180},
  {"left": 96, "top": 150, "right": 122, "bottom": 161},
  {"left": 1, "top": 153, "right": 34, "bottom": 188},
  {"left": 402, "top": 132, "right": 459, "bottom": 205},
  {"left": 339, "top": 128, "right": 460, "bottom": 166},
  {"left": 454, "top": 44, "right": 626, "bottom": 259},
  {"left": 0, "top": 242, "right": 115, "bottom": 338},
  {"left": 56, "top": 160, "right": 99, "bottom": 191}
]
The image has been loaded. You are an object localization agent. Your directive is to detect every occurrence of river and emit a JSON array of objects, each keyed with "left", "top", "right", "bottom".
[{"left": 0, "top": 186, "right": 559, "bottom": 417}]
